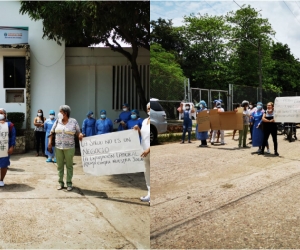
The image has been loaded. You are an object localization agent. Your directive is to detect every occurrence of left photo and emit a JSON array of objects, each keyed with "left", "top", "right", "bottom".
[{"left": 0, "top": 1, "right": 150, "bottom": 249}]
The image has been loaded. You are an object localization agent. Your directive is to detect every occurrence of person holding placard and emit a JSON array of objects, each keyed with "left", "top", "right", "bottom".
[
  {"left": 259, "top": 102, "right": 279, "bottom": 156},
  {"left": 211, "top": 101, "right": 225, "bottom": 145},
  {"left": 196, "top": 100, "right": 209, "bottom": 147},
  {"left": 95, "top": 110, "right": 113, "bottom": 135},
  {"left": 0, "top": 108, "right": 16, "bottom": 187},
  {"left": 82, "top": 111, "right": 96, "bottom": 137},
  {"left": 48, "top": 105, "right": 83, "bottom": 191},
  {"left": 134, "top": 102, "right": 150, "bottom": 203}
]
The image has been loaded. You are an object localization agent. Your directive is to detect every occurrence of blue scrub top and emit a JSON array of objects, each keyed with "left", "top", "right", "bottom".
[
  {"left": 126, "top": 118, "right": 143, "bottom": 130},
  {"left": 95, "top": 118, "right": 113, "bottom": 135},
  {"left": 82, "top": 117, "right": 96, "bottom": 137},
  {"left": 115, "top": 111, "right": 131, "bottom": 131}
]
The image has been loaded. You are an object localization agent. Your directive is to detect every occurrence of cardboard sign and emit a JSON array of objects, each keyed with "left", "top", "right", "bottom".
[
  {"left": 80, "top": 130, "right": 144, "bottom": 176},
  {"left": 196, "top": 109, "right": 243, "bottom": 131},
  {"left": 0, "top": 122, "right": 9, "bottom": 158},
  {"left": 274, "top": 97, "right": 300, "bottom": 123},
  {"left": 209, "top": 109, "right": 221, "bottom": 130},
  {"left": 197, "top": 110, "right": 210, "bottom": 132}
]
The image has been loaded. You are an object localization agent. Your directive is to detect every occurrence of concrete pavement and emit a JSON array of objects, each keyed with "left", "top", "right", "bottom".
[{"left": 0, "top": 151, "right": 149, "bottom": 249}]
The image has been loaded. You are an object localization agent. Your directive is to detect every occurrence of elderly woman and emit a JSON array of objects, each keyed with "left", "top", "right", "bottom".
[
  {"left": 114, "top": 103, "right": 131, "bottom": 131},
  {"left": 44, "top": 110, "right": 57, "bottom": 163},
  {"left": 196, "top": 100, "right": 209, "bottom": 147},
  {"left": 0, "top": 108, "right": 16, "bottom": 186},
  {"left": 95, "top": 110, "right": 113, "bottom": 135},
  {"left": 48, "top": 105, "right": 83, "bottom": 191},
  {"left": 134, "top": 102, "right": 150, "bottom": 203},
  {"left": 82, "top": 111, "right": 96, "bottom": 137}
]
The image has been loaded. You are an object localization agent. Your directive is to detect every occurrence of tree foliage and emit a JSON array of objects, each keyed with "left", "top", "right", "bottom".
[{"left": 20, "top": 1, "right": 150, "bottom": 110}]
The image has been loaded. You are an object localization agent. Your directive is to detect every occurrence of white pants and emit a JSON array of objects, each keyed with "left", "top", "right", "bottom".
[
  {"left": 211, "top": 130, "right": 224, "bottom": 143},
  {"left": 144, "top": 154, "right": 150, "bottom": 196}
]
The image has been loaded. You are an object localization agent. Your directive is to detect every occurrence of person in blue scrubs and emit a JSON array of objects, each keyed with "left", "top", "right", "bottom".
[
  {"left": 196, "top": 100, "right": 209, "bottom": 147},
  {"left": 114, "top": 103, "right": 131, "bottom": 131},
  {"left": 82, "top": 111, "right": 96, "bottom": 137},
  {"left": 180, "top": 103, "right": 193, "bottom": 143},
  {"left": 44, "top": 110, "right": 57, "bottom": 163},
  {"left": 95, "top": 110, "right": 113, "bottom": 135},
  {"left": 126, "top": 109, "right": 143, "bottom": 130}
]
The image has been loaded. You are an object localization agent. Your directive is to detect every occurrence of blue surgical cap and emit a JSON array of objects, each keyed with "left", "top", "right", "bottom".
[
  {"left": 213, "top": 99, "right": 223, "bottom": 103},
  {"left": 257, "top": 102, "right": 263, "bottom": 106},
  {"left": 131, "top": 109, "right": 140, "bottom": 116},
  {"left": 49, "top": 110, "right": 55, "bottom": 115},
  {"left": 216, "top": 101, "right": 221, "bottom": 107},
  {"left": 86, "top": 111, "right": 93, "bottom": 117},
  {"left": 100, "top": 110, "right": 106, "bottom": 114},
  {"left": 122, "top": 103, "right": 129, "bottom": 108},
  {"left": 200, "top": 100, "right": 207, "bottom": 107}
]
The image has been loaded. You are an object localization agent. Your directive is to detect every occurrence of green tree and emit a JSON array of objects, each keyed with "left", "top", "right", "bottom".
[
  {"left": 150, "top": 43, "right": 185, "bottom": 100},
  {"left": 20, "top": 1, "right": 150, "bottom": 110}
]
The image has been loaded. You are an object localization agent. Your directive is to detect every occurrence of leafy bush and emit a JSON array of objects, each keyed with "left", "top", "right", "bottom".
[{"left": 6, "top": 112, "right": 25, "bottom": 136}]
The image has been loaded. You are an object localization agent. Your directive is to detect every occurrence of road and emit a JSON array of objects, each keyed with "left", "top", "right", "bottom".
[{"left": 151, "top": 131, "right": 300, "bottom": 248}]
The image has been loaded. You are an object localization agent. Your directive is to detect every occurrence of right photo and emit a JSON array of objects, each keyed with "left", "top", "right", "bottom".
[{"left": 150, "top": 1, "right": 300, "bottom": 248}]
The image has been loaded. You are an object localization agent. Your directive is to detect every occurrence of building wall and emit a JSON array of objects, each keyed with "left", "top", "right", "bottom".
[
  {"left": 66, "top": 48, "right": 150, "bottom": 129},
  {"left": 0, "top": 1, "right": 65, "bottom": 128}
]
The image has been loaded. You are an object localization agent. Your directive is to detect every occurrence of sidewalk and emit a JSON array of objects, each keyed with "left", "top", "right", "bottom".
[{"left": 0, "top": 151, "right": 149, "bottom": 249}]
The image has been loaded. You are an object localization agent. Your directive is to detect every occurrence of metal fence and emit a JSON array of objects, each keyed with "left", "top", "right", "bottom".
[{"left": 229, "top": 84, "right": 299, "bottom": 110}]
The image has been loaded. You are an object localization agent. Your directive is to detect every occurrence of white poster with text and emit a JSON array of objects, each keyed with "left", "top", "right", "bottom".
[
  {"left": 0, "top": 122, "right": 9, "bottom": 158},
  {"left": 80, "top": 129, "right": 144, "bottom": 176},
  {"left": 274, "top": 96, "right": 300, "bottom": 123}
]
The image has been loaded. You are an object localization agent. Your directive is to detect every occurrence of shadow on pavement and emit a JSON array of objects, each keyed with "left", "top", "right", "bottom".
[
  {"left": 107, "top": 173, "right": 147, "bottom": 190},
  {"left": 8, "top": 168, "right": 25, "bottom": 172},
  {"left": 77, "top": 188, "right": 149, "bottom": 206},
  {"left": 0, "top": 183, "right": 35, "bottom": 192}
]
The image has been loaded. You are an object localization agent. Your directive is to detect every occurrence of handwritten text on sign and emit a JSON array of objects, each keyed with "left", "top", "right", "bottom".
[
  {"left": 274, "top": 97, "right": 300, "bottom": 123},
  {"left": 80, "top": 129, "right": 144, "bottom": 176},
  {"left": 0, "top": 122, "right": 9, "bottom": 158}
]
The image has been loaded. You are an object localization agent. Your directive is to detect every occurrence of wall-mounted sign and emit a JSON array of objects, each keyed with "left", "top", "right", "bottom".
[{"left": 0, "top": 26, "right": 28, "bottom": 44}]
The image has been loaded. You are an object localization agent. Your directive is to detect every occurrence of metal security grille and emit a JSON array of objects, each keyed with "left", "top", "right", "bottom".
[{"left": 112, "top": 65, "right": 150, "bottom": 111}]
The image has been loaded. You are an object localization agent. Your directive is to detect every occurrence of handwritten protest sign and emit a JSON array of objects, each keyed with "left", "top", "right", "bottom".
[
  {"left": 274, "top": 97, "right": 300, "bottom": 123},
  {"left": 0, "top": 123, "right": 8, "bottom": 158},
  {"left": 197, "top": 110, "right": 210, "bottom": 132},
  {"left": 209, "top": 109, "right": 221, "bottom": 130},
  {"left": 80, "top": 130, "right": 144, "bottom": 176}
]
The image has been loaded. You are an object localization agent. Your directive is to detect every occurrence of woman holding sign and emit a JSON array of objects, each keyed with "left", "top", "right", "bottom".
[
  {"left": 134, "top": 103, "right": 150, "bottom": 203},
  {"left": 48, "top": 105, "right": 83, "bottom": 191},
  {"left": 0, "top": 108, "right": 16, "bottom": 187}
]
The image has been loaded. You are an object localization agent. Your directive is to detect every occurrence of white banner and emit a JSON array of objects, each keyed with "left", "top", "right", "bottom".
[
  {"left": 0, "top": 27, "right": 28, "bottom": 44},
  {"left": 0, "top": 123, "right": 9, "bottom": 158},
  {"left": 80, "top": 129, "right": 144, "bottom": 176},
  {"left": 274, "top": 96, "right": 300, "bottom": 123}
]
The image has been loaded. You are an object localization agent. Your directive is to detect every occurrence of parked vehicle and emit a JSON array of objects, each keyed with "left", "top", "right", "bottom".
[{"left": 150, "top": 98, "right": 167, "bottom": 145}]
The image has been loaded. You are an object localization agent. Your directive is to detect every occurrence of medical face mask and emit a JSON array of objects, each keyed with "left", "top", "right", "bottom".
[
  {"left": 257, "top": 105, "right": 262, "bottom": 110},
  {"left": 90, "top": 115, "right": 94, "bottom": 118},
  {"left": 0, "top": 114, "right": 4, "bottom": 120},
  {"left": 249, "top": 105, "right": 253, "bottom": 109},
  {"left": 147, "top": 112, "right": 150, "bottom": 116},
  {"left": 57, "top": 113, "right": 64, "bottom": 119},
  {"left": 186, "top": 107, "right": 190, "bottom": 110},
  {"left": 101, "top": 114, "right": 106, "bottom": 119},
  {"left": 37, "top": 113, "right": 42, "bottom": 116},
  {"left": 49, "top": 115, "right": 55, "bottom": 119},
  {"left": 131, "top": 114, "right": 137, "bottom": 119},
  {"left": 123, "top": 108, "right": 127, "bottom": 112}
]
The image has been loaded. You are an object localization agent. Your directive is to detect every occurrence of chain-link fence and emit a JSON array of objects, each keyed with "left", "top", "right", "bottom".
[{"left": 230, "top": 84, "right": 299, "bottom": 110}]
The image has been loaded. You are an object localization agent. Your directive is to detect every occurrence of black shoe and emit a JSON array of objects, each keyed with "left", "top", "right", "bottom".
[
  {"left": 258, "top": 151, "right": 264, "bottom": 155},
  {"left": 180, "top": 141, "right": 184, "bottom": 144},
  {"left": 275, "top": 152, "right": 279, "bottom": 156},
  {"left": 188, "top": 141, "right": 192, "bottom": 143}
]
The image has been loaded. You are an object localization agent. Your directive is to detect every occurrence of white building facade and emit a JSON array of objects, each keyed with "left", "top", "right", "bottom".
[{"left": 0, "top": 1, "right": 149, "bottom": 136}]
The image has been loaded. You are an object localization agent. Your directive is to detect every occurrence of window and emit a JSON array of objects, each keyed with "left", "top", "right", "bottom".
[
  {"left": 112, "top": 65, "right": 150, "bottom": 110},
  {"left": 150, "top": 101, "right": 164, "bottom": 111},
  {"left": 3, "top": 57, "right": 26, "bottom": 88}
]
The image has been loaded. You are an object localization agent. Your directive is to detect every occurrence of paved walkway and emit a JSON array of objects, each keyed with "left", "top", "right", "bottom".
[{"left": 0, "top": 151, "right": 149, "bottom": 249}]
